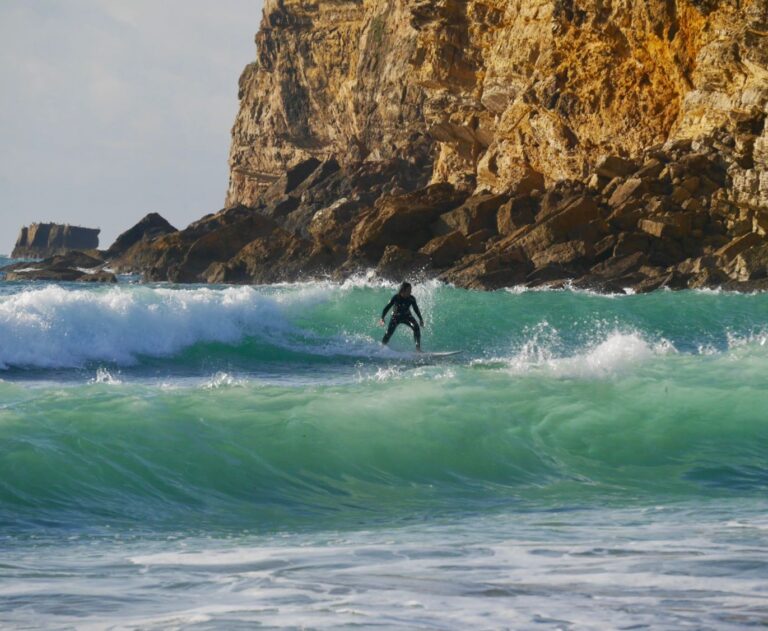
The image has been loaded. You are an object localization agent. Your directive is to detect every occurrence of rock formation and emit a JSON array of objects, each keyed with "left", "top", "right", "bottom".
[
  {"left": 114, "top": 0, "right": 767, "bottom": 293},
  {"left": 226, "top": 0, "right": 767, "bottom": 205},
  {"left": 12, "top": 223, "right": 100, "bottom": 258},
  {"left": 1, "top": 251, "right": 116, "bottom": 283},
  {"left": 105, "top": 213, "right": 177, "bottom": 260}
]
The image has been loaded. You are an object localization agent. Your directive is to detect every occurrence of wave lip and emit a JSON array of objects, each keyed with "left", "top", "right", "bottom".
[
  {"left": 0, "top": 285, "right": 299, "bottom": 369},
  {"left": 474, "top": 325, "right": 674, "bottom": 380}
]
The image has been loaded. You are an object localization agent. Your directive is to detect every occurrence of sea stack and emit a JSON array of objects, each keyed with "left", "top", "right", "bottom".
[{"left": 12, "top": 223, "right": 100, "bottom": 258}]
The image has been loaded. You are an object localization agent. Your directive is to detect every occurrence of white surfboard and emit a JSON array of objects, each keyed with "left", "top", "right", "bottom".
[{"left": 421, "top": 350, "right": 462, "bottom": 357}]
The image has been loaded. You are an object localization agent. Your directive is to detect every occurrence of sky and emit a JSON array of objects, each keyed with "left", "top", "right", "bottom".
[{"left": 0, "top": 0, "right": 263, "bottom": 254}]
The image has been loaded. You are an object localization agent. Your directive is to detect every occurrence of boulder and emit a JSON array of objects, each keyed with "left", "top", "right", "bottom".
[
  {"left": 106, "top": 213, "right": 177, "bottom": 259},
  {"left": 608, "top": 178, "right": 647, "bottom": 207},
  {"left": 3, "top": 268, "right": 116, "bottom": 283},
  {"left": 589, "top": 251, "right": 648, "bottom": 280},
  {"left": 687, "top": 266, "right": 729, "bottom": 289},
  {"left": 530, "top": 240, "right": 592, "bottom": 270},
  {"left": 203, "top": 228, "right": 312, "bottom": 284},
  {"left": 80, "top": 271, "right": 119, "bottom": 283},
  {"left": 419, "top": 231, "right": 468, "bottom": 267},
  {"left": 308, "top": 198, "right": 361, "bottom": 246},
  {"left": 638, "top": 214, "right": 692, "bottom": 240},
  {"left": 634, "top": 158, "right": 664, "bottom": 180},
  {"left": 726, "top": 245, "right": 768, "bottom": 281},
  {"left": 515, "top": 195, "right": 603, "bottom": 255},
  {"left": 2, "top": 250, "right": 116, "bottom": 283},
  {"left": 613, "top": 232, "right": 651, "bottom": 258},
  {"left": 715, "top": 232, "right": 764, "bottom": 260},
  {"left": 441, "top": 249, "right": 529, "bottom": 290},
  {"left": 263, "top": 157, "right": 322, "bottom": 201},
  {"left": 497, "top": 196, "right": 537, "bottom": 235},
  {"left": 596, "top": 155, "right": 638, "bottom": 179},
  {"left": 376, "top": 246, "right": 432, "bottom": 280},
  {"left": 172, "top": 214, "right": 281, "bottom": 282},
  {"left": 634, "top": 270, "right": 691, "bottom": 293},
  {"left": 466, "top": 229, "right": 496, "bottom": 254},
  {"left": 432, "top": 192, "right": 507, "bottom": 236},
  {"left": 607, "top": 200, "right": 644, "bottom": 231},
  {"left": 511, "top": 170, "right": 546, "bottom": 196},
  {"left": 349, "top": 183, "right": 467, "bottom": 261}
]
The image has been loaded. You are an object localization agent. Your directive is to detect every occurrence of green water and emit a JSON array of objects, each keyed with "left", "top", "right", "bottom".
[{"left": 1, "top": 278, "right": 767, "bottom": 628}]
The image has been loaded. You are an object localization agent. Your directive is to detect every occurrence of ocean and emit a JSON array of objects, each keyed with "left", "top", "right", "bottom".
[{"left": 1, "top": 255, "right": 767, "bottom": 629}]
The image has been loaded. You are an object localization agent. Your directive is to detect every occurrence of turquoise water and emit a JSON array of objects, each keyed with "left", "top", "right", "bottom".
[{"left": 1, "top": 265, "right": 767, "bottom": 628}]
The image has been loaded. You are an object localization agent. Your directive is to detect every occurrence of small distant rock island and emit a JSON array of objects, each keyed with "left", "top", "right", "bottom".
[
  {"left": 2, "top": 215, "right": 176, "bottom": 283},
  {"left": 12, "top": 223, "right": 100, "bottom": 258}
]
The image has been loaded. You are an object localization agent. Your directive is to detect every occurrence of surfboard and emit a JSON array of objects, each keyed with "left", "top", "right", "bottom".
[{"left": 421, "top": 350, "right": 462, "bottom": 357}]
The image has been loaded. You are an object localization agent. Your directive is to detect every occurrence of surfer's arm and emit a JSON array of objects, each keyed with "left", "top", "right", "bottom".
[{"left": 381, "top": 296, "right": 395, "bottom": 320}]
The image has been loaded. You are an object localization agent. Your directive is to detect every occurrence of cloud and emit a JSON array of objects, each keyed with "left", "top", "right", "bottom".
[{"left": 0, "top": 0, "right": 263, "bottom": 253}]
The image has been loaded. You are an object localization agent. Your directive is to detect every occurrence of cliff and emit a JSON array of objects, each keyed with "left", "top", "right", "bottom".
[
  {"left": 226, "top": 0, "right": 767, "bottom": 207},
  {"left": 114, "top": 0, "right": 768, "bottom": 293},
  {"left": 12, "top": 223, "right": 100, "bottom": 259}
]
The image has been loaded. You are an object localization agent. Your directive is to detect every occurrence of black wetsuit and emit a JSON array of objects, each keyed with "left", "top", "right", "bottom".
[{"left": 381, "top": 293, "right": 423, "bottom": 347}]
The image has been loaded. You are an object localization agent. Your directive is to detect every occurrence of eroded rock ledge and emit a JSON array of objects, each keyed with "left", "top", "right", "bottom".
[
  {"left": 41, "top": 0, "right": 768, "bottom": 292},
  {"left": 111, "top": 112, "right": 768, "bottom": 293}
]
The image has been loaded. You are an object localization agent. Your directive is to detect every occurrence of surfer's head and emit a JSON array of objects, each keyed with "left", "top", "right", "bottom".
[{"left": 399, "top": 282, "right": 412, "bottom": 297}]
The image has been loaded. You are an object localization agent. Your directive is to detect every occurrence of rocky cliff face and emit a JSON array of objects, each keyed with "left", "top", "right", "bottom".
[
  {"left": 12, "top": 223, "right": 100, "bottom": 258},
  {"left": 116, "top": 0, "right": 768, "bottom": 293},
  {"left": 226, "top": 0, "right": 767, "bottom": 208}
]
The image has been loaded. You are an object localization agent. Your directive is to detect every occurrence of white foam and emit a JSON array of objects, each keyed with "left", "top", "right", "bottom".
[
  {"left": 0, "top": 285, "right": 296, "bottom": 369},
  {"left": 89, "top": 367, "right": 122, "bottom": 385},
  {"left": 0, "top": 283, "right": 444, "bottom": 369},
  {"left": 476, "top": 327, "right": 674, "bottom": 379},
  {"left": 202, "top": 371, "right": 247, "bottom": 389}
]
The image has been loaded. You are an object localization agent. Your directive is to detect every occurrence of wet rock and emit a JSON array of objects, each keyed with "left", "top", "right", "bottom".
[
  {"left": 106, "top": 213, "right": 177, "bottom": 259},
  {"left": 442, "top": 256, "right": 528, "bottom": 290},
  {"left": 2, "top": 250, "right": 115, "bottom": 283},
  {"left": 589, "top": 251, "right": 648, "bottom": 281},
  {"left": 633, "top": 270, "right": 691, "bottom": 293}
]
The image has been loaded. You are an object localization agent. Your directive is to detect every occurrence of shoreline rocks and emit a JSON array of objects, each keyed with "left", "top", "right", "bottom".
[
  {"left": 1, "top": 251, "right": 116, "bottom": 283},
  {"left": 103, "top": 116, "right": 768, "bottom": 294}
]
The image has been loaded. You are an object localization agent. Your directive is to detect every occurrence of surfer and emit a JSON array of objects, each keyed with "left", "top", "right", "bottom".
[{"left": 379, "top": 282, "right": 424, "bottom": 351}]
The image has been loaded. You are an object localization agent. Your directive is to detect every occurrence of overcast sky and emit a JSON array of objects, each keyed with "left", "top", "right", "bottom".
[{"left": 0, "top": 0, "right": 263, "bottom": 254}]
